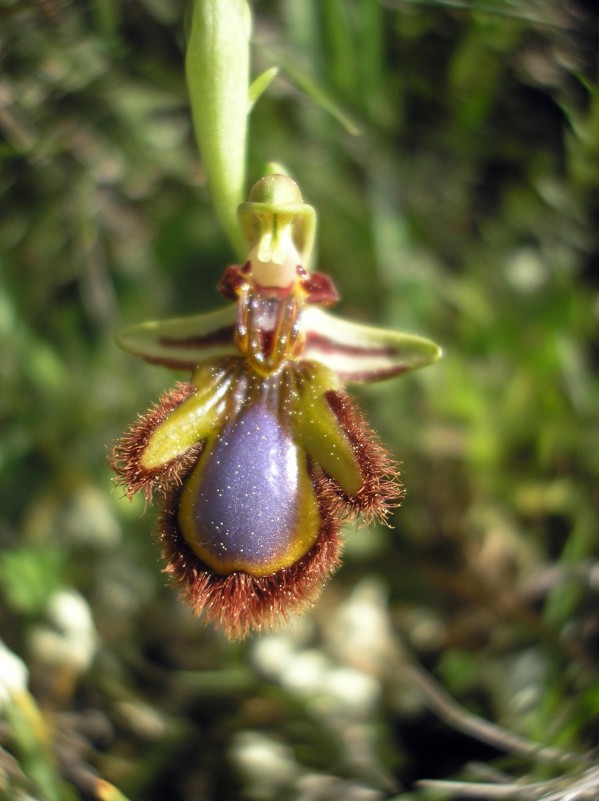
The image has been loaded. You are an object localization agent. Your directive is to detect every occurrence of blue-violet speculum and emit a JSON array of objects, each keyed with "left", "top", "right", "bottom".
[{"left": 111, "top": 174, "right": 441, "bottom": 639}]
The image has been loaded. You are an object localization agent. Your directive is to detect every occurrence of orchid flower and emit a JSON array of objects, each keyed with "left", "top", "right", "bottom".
[{"left": 111, "top": 174, "right": 441, "bottom": 639}]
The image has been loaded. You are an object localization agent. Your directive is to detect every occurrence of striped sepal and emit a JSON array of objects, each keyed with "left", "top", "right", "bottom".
[
  {"left": 116, "top": 305, "right": 239, "bottom": 370},
  {"left": 301, "top": 307, "right": 442, "bottom": 383}
]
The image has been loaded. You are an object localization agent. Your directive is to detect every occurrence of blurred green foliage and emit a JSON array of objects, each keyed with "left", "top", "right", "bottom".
[{"left": 1, "top": 1, "right": 598, "bottom": 799}]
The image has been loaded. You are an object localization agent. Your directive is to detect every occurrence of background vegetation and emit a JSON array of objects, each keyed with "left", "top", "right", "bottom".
[{"left": 1, "top": 1, "right": 598, "bottom": 799}]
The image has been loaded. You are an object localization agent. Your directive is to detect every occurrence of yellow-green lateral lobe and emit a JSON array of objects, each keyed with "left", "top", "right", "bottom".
[
  {"left": 140, "top": 387, "right": 225, "bottom": 471},
  {"left": 291, "top": 364, "right": 363, "bottom": 495}
]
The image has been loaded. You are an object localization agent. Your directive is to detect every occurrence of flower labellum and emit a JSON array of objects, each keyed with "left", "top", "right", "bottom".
[{"left": 111, "top": 175, "right": 441, "bottom": 639}]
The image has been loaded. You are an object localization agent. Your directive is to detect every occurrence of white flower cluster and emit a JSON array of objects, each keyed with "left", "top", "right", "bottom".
[{"left": 230, "top": 577, "right": 396, "bottom": 800}]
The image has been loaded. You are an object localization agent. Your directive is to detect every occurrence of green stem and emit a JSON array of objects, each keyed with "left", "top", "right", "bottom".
[{"left": 186, "top": 0, "right": 251, "bottom": 258}]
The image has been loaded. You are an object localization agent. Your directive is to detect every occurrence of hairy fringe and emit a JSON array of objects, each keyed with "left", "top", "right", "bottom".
[
  {"left": 110, "top": 382, "right": 201, "bottom": 501},
  {"left": 159, "top": 478, "right": 342, "bottom": 640},
  {"left": 321, "top": 389, "right": 403, "bottom": 526}
]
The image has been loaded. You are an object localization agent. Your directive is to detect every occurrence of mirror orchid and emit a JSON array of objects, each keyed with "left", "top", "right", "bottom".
[{"left": 111, "top": 174, "right": 441, "bottom": 639}]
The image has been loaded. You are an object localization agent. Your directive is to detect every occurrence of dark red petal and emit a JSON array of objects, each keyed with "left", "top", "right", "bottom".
[
  {"left": 217, "top": 264, "right": 247, "bottom": 300},
  {"left": 320, "top": 389, "right": 403, "bottom": 524},
  {"left": 110, "top": 382, "right": 201, "bottom": 500},
  {"left": 300, "top": 271, "right": 340, "bottom": 306},
  {"left": 158, "top": 478, "right": 342, "bottom": 640}
]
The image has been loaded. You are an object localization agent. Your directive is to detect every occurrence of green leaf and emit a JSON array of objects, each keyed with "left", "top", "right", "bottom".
[
  {"left": 248, "top": 67, "right": 279, "bottom": 109},
  {"left": 272, "top": 51, "right": 361, "bottom": 136},
  {"left": 96, "top": 779, "right": 134, "bottom": 801},
  {"left": 0, "top": 547, "right": 65, "bottom": 615}
]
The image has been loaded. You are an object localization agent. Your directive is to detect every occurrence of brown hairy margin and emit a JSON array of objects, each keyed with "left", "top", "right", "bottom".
[
  {"left": 110, "top": 381, "right": 202, "bottom": 501},
  {"left": 320, "top": 388, "right": 404, "bottom": 525},
  {"left": 158, "top": 477, "right": 343, "bottom": 640}
]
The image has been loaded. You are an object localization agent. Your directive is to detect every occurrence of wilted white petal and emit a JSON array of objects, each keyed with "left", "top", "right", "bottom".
[
  {"left": 323, "top": 667, "right": 380, "bottom": 717},
  {"left": 231, "top": 731, "right": 298, "bottom": 798},
  {"left": 0, "top": 640, "right": 28, "bottom": 710},
  {"left": 327, "top": 577, "right": 395, "bottom": 672},
  {"left": 281, "top": 649, "right": 329, "bottom": 696},
  {"left": 252, "top": 635, "right": 296, "bottom": 680},
  {"left": 29, "top": 590, "right": 97, "bottom": 675}
]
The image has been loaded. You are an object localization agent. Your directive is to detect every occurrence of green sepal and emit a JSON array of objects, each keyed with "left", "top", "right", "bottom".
[
  {"left": 115, "top": 301, "right": 442, "bottom": 386},
  {"left": 302, "top": 306, "right": 442, "bottom": 383},
  {"left": 115, "top": 305, "right": 238, "bottom": 371}
]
